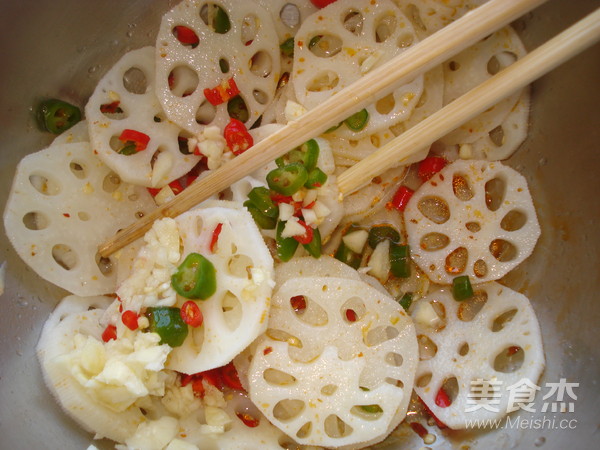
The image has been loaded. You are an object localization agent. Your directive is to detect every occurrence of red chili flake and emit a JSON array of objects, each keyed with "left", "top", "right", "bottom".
[
  {"left": 180, "top": 373, "right": 194, "bottom": 387},
  {"left": 263, "top": 346, "right": 273, "bottom": 355},
  {"left": 390, "top": 185, "right": 414, "bottom": 212},
  {"left": 121, "top": 310, "right": 139, "bottom": 331},
  {"left": 168, "top": 179, "right": 185, "bottom": 195},
  {"left": 100, "top": 100, "right": 121, "bottom": 114},
  {"left": 409, "top": 422, "right": 428, "bottom": 439},
  {"left": 292, "top": 220, "right": 314, "bottom": 245},
  {"left": 63, "top": 213, "right": 70, "bottom": 218},
  {"left": 236, "top": 412, "right": 260, "bottom": 428},
  {"left": 180, "top": 301, "right": 203, "bottom": 328},
  {"left": 290, "top": 295, "right": 307, "bottom": 313},
  {"left": 204, "top": 78, "right": 240, "bottom": 106},
  {"left": 147, "top": 187, "right": 161, "bottom": 197},
  {"left": 435, "top": 386, "right": 452, "bottom": 408},
  {"left": 223, "top": 118, "right": 253, "bottom": 155},
  {"left": 345, "top": 309, "right": 358, "bottom": 322},
  {"left": 418, "top": 156, "right": 447, "bottom": 182},
  {"left": 101, "top": 324, "right": 117, "bottom": 342},
  {"left": 507, "top": 346, "right": 521, "bottom": 356},
  {"left": 210, "top": 223, "right": 223, "bottom": 253},
  {"left": 303, "top": 201, "right": 316, "bottom": 209},
  {"left": 221, "top": 362, "right": 244, "bottom": 391}
]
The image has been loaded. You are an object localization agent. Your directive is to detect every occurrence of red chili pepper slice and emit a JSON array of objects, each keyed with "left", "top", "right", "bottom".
[
  {"left": 418, "top": 156, "right": 447, "bottom": 182},
  {"left": 236, "top": 412, "right": 260, "bottom": 428},
  {"left": 292, "top": 220, "right": 314, "bottom": 245},
  {"left": 121, "top": 310, "right": 139, "bottom": 331},
  {"left": 119, "top": 129, "right": 150, "bottom": 152},
  {"left": 180, "top": 301, "right": 204, "bottom": 328},
  {"left": 409, "top": 422, "right": 428, "bottom": 438},
  {"left": 391, "top": 185, "right": 414, "bottom": 212},
  {"left": 435, "top": 386, "right": 452, "bottom": 408},
  {"left": 223, "top": 118, "right": 253, "bottom": 155},
  {"left": 100, "top": 100, "right": 121, "bottom": 114},
  {"left": 290, "top": 295, "right": 307, "bottom": 313},
  {"left": 101, "top": 324, "right": 117, "bottom": 342},
  {"left": 270, "top": 193, "right": 295, "bottom": 204},
  {"left": 221, "top": 362, "right": 244, "bottom": 390},
  {"left": 210, "top": 223, "right": 223, "bottom": 253},
  {"left": 192, "top": 377, "right": 205, "bottom": 398},
  {"left": 200, "top": 368, "right": 223, "bottom": 390},
  {"left": 174, "top": 26, "right": 199, "bottom": 46},
  {"left": 203, "top": 78, "right": 240, "bottom": 106},
  {"left": 168, "top": 179, "right": 185, "bottom": 195},
  {"left": 345, "top": 309, "right": 358, "bottom": 322},
  {"left": 419, "top": 396, "right": 448, "bottom": 429},
  {"left": 180, "top": 373, "right": 194, "bottom": 387}
]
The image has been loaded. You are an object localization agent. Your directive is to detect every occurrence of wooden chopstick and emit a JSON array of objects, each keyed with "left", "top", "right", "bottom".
[
  {"left": 99, "top": 0, "right": 548, "bottom": 257},
  {"left": 337, "top": 7, "right": 600, "bottom": 195}
]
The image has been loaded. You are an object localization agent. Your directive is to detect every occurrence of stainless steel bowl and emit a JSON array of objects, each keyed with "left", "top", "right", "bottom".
[{"left": 1, "top": 1, "right": 598, "bottom": 448}]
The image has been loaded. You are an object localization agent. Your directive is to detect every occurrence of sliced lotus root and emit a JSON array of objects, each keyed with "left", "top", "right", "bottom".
[
  {"left": 404, "top": 159, "right": 540, "bottom": 284},
  {"left": 248, "top": 276, "right": 417, "bottom": 448},
  {"left": 256, "top": 0, "right": 318, "bottom": 42},
  {"left": 440, "top": 26, "right": 527, "bottom": 145},
  {"left": 37, "top": 295, "right": 146, "bottom": 443},
  {"left": 167, "top": 203, "right": 274, "bottom": 374},
  {"left": 411, "top": 282, "right": 544, "bottom": 429},
  {"left": 155, "top": 0, "right": 281, "bottom": 133},
  {"left": 51, "top": 120, "right": 89, "bottom": 146},
  {"left": 86, "top": 47, "right": 199, "bottom": 188},
  {"left": 468, "top": 88, "right": 531, "bottom": 161},
  {"left": 3, "top": 142, "right": 156, "bottom": 296},
  {"left": 292, "top": 0, "right": 424, "bottom": 139}
]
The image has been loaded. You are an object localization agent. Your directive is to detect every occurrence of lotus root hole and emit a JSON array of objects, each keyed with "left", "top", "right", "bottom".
[
  {"left": 350, "top": 404, "right": 384, "bottom": 421},
  {"left": 374, "top": 12, "right": 397, "bottom": 43},
  {"left": 397, "top": 32, "right": 414, "bottom": 48},
  {"left": 95, "top": 252, "right": 114, "bottom": 276},
  {"left": 375, "top": 93, "right": 395, "bottom": 115},
  {"left": 69, "top": 162, "right": 87, "bottom": 179},
  {"left": 465, "top": 221, "right": 481, "bottom": 233},
  {"left": 364, "top": 325, "right": 400, "bottom": 347},
  {"left": 241, "top": 14, "right": 260, "bottom": 45},
  {"left": 491, "top": 308, "right": 518, "bottom": 332},
  {"left": 416, "top": 372, "right": 432, "bottom": 388},
  {"left": 169, "top": 65, "right": 199, "bottom": 97},
  {"left": 263, "top": 368, "right": 297, "bottom": 387},
  {"left": 324, "top": 414, "right": 353, "bottom": 438},
  {"left": 78, "top": 212, "right": 90, "bottom": 221},
  {"left": 219, "top": 58, "right": 230, "bottom": 73},
  {"left": 385, "top": 352, "right": 404, "bottom": 367},
  {"left": 420, "top": 232, "right": 449, "bottom": 251},
  {"left": 458, "top": 342, "right": 470, "bottom": 356},
  {"left": 228, "top": 254, "right": 253, "bottom": 278},
  {"left": 457, "top": 291, "right": 488, "bottom": 322},
  {"left": 308, "top": 34, "right": 342, "bottom": 58},
  {"left": 29, "top": 173, "right": 61, "bottom": 196},
  {"left": 307, "top": 70, "right": 340, "bottom": 93},
  {"left": 489, "top": 239, "right": 517, "bottom": 262},
  {"left": 280, "top": 3, "right": 301, "bottom": 29},
  {"left": 489, "top": 125, "right": 505, "bottom": 146},
  {"left": 266, "top": 328, "right": 303, "bottom": 349},
  {"left": 221, "top": 291, "right": 242, "bottom": 330},
  {"left": 341, "top": 296, "right": 366, "bottom": 323},
  {"left": 289, "top": 295, "right": 328, "bottom": 327},
  {"left": 445, "top": 246, "right": 468, "bottom": 275},
  {"left": 484, "top": 176, "right": 506, "bottom": 211},
  {"left": 486, "top": 51, "right": 518, "bottom": 75},
  {"left": 171, "top": 26, "right": 199, "bottom": 49},
  {"left": 417, "top": 334, "right": 438, "bottom": 360},
  {"left": 343, "top": 10, "right": 364, "bottom": 35},
  {"left": 418, "top": 196, "right": 450, "bottom": 224},
  {"left": 23, "top": 211, "right": 49, "bottom": 230},
  {"left": 405, "top": 4, "right": 426, "bottom": 32},
  {"left": 250, "top": 51, "right": 273, "bottom": 78},
  {"left": 200, "top": 4, "right": 231, "bottom": 34},
  {"left": 493, "top": 346, "right": 524, "bottom": 373},
  {"left": 439, "top": 376, "right": 459, "bottom": 406},
  {"left": 429, "top": 300, "right": 447, "bottom": 330},
  {"left": 501, "top": 209, "right": 527, "bottom": 232},
  {"left": 447, "top": 60, "right": 460, "bottom": 71},
  {"left": 473, "top": 259, "right": 487, "bottom": 278},
  {"left": 196, "top": 100, "right": 217, "bottom": 125},
  {"left": 452, "top": 174, "right": 474, "bottom": 201},
  {"left": 122, "top": 67, "right": 147, "bottom": 94},
  {"left": 52, "top": 244, "right": 77, "bottom": 271},
  {"left": 296, "top": 421, "right": 312, "bottom": 439},
  {"left": 102, "top": 172, "right": 121, "bottom": 193},
  {"left": 253, "top": 89, "right": 269, "bottom": 105},
  {"left": 321, "top": 384, "right": 338, "bottom": 396},
  {"left": 273, "top": 399, "right": 305, "bottom": 422}
]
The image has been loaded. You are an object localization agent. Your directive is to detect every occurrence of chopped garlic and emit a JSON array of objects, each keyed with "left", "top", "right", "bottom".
[
  {"left": 343, "top": 230, "right": 369, "bottom": 254},
  {"left": 284, "top": 100, "right": 307, "bottom": 122},
  {"left": 124, "top": 416, "right": 179, "bottom": 450},
  {"left": 312, "top": 200, "right": 331, "bottom": 220},
  {"left": 412, "top": 301, "right": 443, "bottom": 329},
  {"left": 459, "top": 143, "right": 473, "bottom": 159},
  {"left": 278, "top": 202, "right": 295, "bottom": 222},
  {"left": 281, "top": 217, "right": 306, "bottom": 238},
  {"left": 360, "top": 50, "right": 383, "bottom": 74},
  {"left": 205, "top": 406, "right": 232, "bottom": 428},
  {"left": 165, "top": 439, "right": 199, "bottom": 450},
  {"left": 194, "top": 125, "right": 227, "bottom": 170},
  {"left": 154, "top": 185, "right": 176, "bottom": 205},
  {"left": 302, "top": 208, "right": 318, "bottom": 226},
  {"left": 367, "top": 240, "right": 391, "bottom": 283},
  {"left": 151, "top": 152, "right": 175, "bottom": 187}
]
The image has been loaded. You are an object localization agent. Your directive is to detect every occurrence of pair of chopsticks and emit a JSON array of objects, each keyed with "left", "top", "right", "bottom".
[{"left": 99, "top": 0, "right": 600, "bottom": 258}]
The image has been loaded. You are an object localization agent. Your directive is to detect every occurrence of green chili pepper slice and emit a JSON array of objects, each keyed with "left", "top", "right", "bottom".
[
  {"left": 146, "top": 307, "right": 188, "bottom": 347},
  {"left": 280, "top": 37, "right": 294, "bottom": 57},
  {"left": 390, "top": 244, "right": 411, "bottom": 278},
  {"left": 360, "top": 404, "right": 383, "bottom": 414},
  {"left": 305, "top": 168, "right": 328, "bottom": 189},
  {"left": 452, "top": 275, "right": 474, "bottom": 301},
  {"left": 367, "top": 225, "right": 400, "bottom": 249},
  {"left": 276, "top": 221, "right": 299, "bottom": 262},
  {"left": 248, "top": 186, "right": 279, "bottom": 218},
  {"left": 171, "top": 252, "right": 217, "bottom": 300},
  {"left": 398, "top": 292, "right": 413, "bottom": 311},
  {"left": 344, "top": 108, "right": 369, "bottom": 131},
  {"left": 300, "top": 139, "right": 320, "bottom": 172},
  {"left": 244, "top": 200, "right": 276, "bottom": 230},
  {"left": 325, "top": 121, "right": 342, "bottom": 133},
  {"left": 227, "top": 96, "right": 249, "bottom": 123},
  {"left": 302, "top": 227, "right": 322, "bottom": 258},
  {"left": 213, "top": 5, "right": 231, "bottom": 34},
  {"left": 334, "top": 241, "right": 362, "bottom": 269},
  {"left": 37, "top": 99, "right": 82, "bottom": 134},
  {"left": 267, "top": 163, "right": 308, "bottom": 196},
  {"left": 119, "top": 144, "right": 138, "bottom": 156}
]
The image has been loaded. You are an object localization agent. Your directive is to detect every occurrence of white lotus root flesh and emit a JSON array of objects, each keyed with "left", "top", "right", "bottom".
[
  {"left": 155, "top": 0, "right": 281, "bottom": 133},
  {"left": 167, "top": 203, "right": 274, "bottom": 374},
  {"left": 292, "top": 0, "right": 424, "bottom": 139},
  {"left": 405, "top": 160, "right": 540, "bottom": 284},
  {"left": 3, "top": 142, "right": 155, "bottom": 296},
  {"left": 85, "top": 47, "right": 200, "bottom": 187},
  {"left": 248, "top": 276, "right": 418, "bottom": 447},
  {"left": 412, "top": 282, "right": 544, "bottom": 429}
]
